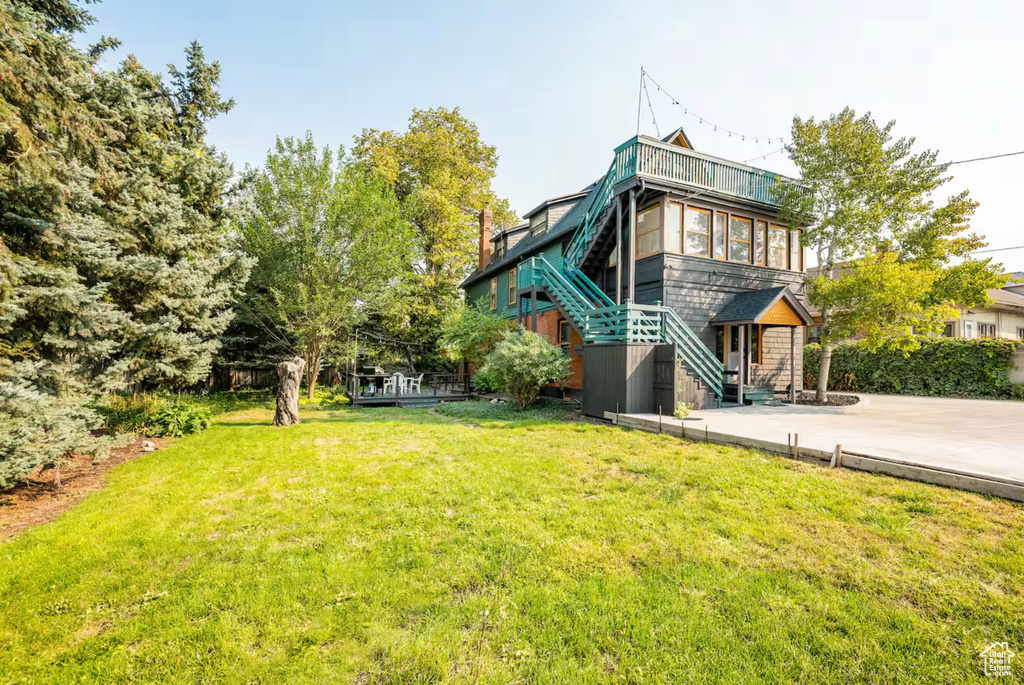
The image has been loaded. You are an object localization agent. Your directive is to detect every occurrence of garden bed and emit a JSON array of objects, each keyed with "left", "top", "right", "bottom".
[
  {"left": 0, "top": 437, "right": 164, "bottom": 542},
  {"left": 786, "top": 391, "right": 861, "bottom": 407}
]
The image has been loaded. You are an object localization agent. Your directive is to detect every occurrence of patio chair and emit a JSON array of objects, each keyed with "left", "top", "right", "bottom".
[
  {"left": 383, "top": 373, "right": 405, "bottom": 396},
  {"left": 407, "top": 373, "right": 424, "bottom": 394}
]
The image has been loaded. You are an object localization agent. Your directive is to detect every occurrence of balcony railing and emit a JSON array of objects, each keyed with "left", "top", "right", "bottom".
[{"left": 614, "top": 136, "right": 785, "bottom": 206}]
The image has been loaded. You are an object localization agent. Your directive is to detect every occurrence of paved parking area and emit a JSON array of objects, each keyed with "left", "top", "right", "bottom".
[{"left": 681, "top": 394, "right": 1024, "bottom": 484}]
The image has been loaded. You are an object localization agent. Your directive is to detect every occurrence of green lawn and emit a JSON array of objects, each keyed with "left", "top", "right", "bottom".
[{"left": 1, "top": 403, "right": 1022, "bottom": 683}]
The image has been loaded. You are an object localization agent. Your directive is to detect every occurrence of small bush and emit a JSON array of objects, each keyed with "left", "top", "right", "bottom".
[
  {"left": 98, "top": 394, "right": 162, "bottom": 435},
  {"left": 478, "top": 329, "right": 570, "bottom": 408},
  {"left": 148, "top": 403, "right": 212, "bottom": 438},
  {"left": 471, "top": 366, "right": 501, "bottom": 394}
]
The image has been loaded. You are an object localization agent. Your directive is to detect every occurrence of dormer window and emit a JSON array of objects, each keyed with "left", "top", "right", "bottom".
[{"left": 529, "top": 211, "right": 547, "bottom": 235}]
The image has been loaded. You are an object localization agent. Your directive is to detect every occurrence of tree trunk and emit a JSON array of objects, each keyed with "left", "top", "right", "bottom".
[
  {"left": 305, "top": 345, "right": 322, "bottom": 400},
  {"left": 816, "top": 344, "right": 833, "bottom": 404},
  {"left": 273, "top": 356, "right": 306, "bottom": 426}
]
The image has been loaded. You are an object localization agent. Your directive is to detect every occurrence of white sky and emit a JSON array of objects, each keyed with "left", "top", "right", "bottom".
[{"left": 84, "top": 0, "right": 1024, "bottom": 271}]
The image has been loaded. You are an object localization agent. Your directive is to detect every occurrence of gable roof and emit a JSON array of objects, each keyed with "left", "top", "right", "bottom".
[
  {"left": 661, "top": 126, "right": 694, "bottom": 150},
  {"left": 521, "top": 190, "right": 590, "bottom": 221},
  {"left": 461, "top": 180, "right": 599, "bottom": 288},
  {"left": 711, "top": 286, "right": 814, "bottom": 326}
]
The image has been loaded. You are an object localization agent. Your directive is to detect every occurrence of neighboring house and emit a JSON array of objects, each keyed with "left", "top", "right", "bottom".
[
  {"left": 804, "top": 268, "right": 1024, "bottom": 343},
  {"left": 460, "top": 128, "right": 812, "bottom": 416},
  {"left": 950, "top": 286, "right": 1024, "bottom": 340}
]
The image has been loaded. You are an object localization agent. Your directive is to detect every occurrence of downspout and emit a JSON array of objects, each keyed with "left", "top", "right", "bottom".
[{"left": 615, "top": 197, "right": 623, "bottom": 305}]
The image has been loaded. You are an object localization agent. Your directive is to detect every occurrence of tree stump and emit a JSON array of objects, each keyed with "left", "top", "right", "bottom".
[{"left": 273, "top": 356, "right": 306, "bottom": 426}]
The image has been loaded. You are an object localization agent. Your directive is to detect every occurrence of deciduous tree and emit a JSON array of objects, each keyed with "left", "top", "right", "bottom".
[
  {"left": 352, "top": 108, "right": 517, "bottom": 359},
  {"left": 236, "top": 133, "right": 413, "bottom": 398},
  {"left": 776, "top": 108, "right": 1003, "bottom": 402}
]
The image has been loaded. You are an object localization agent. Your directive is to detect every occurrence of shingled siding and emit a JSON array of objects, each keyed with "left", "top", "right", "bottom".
[
  {"left": 658, "top": 253, "right": 807, "bottom": 392},
  {"left": 751, "top": 327, "right": 804, "bottom": 392}
]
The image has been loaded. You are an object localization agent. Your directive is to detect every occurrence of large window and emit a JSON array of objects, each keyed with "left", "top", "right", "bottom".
[
  {"left": 667, "top": 203, "right": 682, "bottom": 253},
  {"left": 683, "top": 207, "right": 711, "bottom": 256},
  {"left": 713, "top": 213, "right": 727, "bottom": 259},
  {"left": 768, "top": 224, "right": 788, "bottom": 269},
  {"left": 636, "top": 205, "right": 662, "bottom": 258},
  {"left": 754, "top": 220, "right": 767, "bottom": 265},
  {"left": 508, "top": 268, "right": 517, "bottom": 305},
  {"left": 789, "top": 228, "right": 803, "bottom": 271},
  {"left": 979, "top": 323, "right": 996, "bottom": 339},
  {"left": 489, "top": 277, "right": 497, "bottom": 310},
  {"left": 729, "top": 216, "right": 752, "bottom": 263}
]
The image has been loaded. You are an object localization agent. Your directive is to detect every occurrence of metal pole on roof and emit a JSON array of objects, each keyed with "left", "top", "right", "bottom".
[{"left": 636, "top": 67, "right": 644, "bottom": 137}]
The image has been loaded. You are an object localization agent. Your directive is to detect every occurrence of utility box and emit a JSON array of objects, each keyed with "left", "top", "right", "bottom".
[{"left": 583, "top": 344, "right": 674, "bottom": 418}]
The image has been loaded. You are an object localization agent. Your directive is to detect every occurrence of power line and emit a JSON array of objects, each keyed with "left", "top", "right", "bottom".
[
  {"left": 744, "top": 147, "right": 786, "bottom": 164},
  {"left": 971, "top": 245, "right": 1024, "bottom": 254},
  {"left": 642, "top": 69, "right": 786, "bottom": 145}
]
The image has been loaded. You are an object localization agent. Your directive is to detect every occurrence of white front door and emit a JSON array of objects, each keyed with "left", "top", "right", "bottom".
[{"left": 726, "top": 325, "right": 743, "bottom": 372}]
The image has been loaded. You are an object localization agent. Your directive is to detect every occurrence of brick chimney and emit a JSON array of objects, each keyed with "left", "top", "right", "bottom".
[{"left": 478, "top": 208, "right": 492, "bottom": 269}]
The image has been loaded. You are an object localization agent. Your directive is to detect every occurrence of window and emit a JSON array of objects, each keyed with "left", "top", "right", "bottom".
[
  {"left": 979, "top": 323, "right": 996, "bottom": 339},
  {"left": 965, "top": 321, "right": 975, "bottom": 338},
  {"left": 1018, "top": 327, "right": 1024, "bottom": 341},
  {"left": 729, "top": 216, "right": 753, "bottom": 263},
  {"left": 768, "top": 224, "right": 788, "bottom": 269},
  {"left": 683, "top": 207, "right": 711, "bottom": 257},
  {"left": 754, "top": 220, "right": 767, "bottom": 265},
  {"left": 667, "top": 203, "right": 682, "bottom": 253},
  {"left": 529, "top": 211, "right": 546, "bottom": 235},
  {"left": 751, "top": 325, "right": 762, "bottom": 365},
  {"left": 713, "top": 212, "right": 727, "bottom": 259},
  {"left": 508, "top": 268, "right": 517, "bottom": 305},
  {"left": 489, "top": 277, "right": 497, "bottom": 310},
  {"left": 943, "top": 322, "right": 956, "bottom": 337},
  {"left": 636, "top": 205, "right": 662, "bottom": 258},
  {"left": 789, "top": 228, "right": 803, "bottom": 271},
  {"left": 558, "top": 319, "right": 572, "bottom": 356}
]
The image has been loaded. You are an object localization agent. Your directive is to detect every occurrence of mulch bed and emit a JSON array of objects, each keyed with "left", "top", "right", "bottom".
[
  {"left": 0, "top": 437, "right": 164, "bottom": 542},
  {"left": 786, "top": 391, "right": 860, "bottom": 407}
]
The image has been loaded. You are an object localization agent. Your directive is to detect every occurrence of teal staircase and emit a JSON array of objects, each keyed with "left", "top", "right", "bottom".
[{"left": 520, "top": 255, "right": 725, "bottom": 401}]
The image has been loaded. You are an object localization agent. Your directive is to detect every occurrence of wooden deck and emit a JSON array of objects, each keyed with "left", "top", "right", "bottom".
[
  {"left": 349, "top": 388, "right": 469, "bottom": 408},
  {"left": 345, "top": 372, "right": 471, "bottom": 408}
]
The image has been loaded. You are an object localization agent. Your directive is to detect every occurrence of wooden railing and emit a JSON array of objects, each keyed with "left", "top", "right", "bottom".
[
  {"left": 613, "top": 136, "right": 785, "bottom": 206},
  {"left": 581, "top": 303, "right": 725, "bottom": 398}
]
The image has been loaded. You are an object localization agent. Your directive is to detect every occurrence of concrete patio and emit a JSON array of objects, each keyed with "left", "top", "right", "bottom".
[{"left": 625, "top": 393, "right": 1024, "bottom": 494}]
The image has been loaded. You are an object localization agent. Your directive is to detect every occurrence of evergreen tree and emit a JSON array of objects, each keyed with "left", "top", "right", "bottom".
[{"left": 0, "top": 0, "right": 248, "bottom": 487}]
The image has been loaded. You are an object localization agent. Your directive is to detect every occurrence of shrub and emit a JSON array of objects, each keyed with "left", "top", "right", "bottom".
[
  {"left": 471, "top": 366, "right": 501, "bottom": 394},
  {"left": 97, "top": 394, "right": 162, "bottom": 435},
  {"left": 148, "top": 403, "right": 212, "bottom": 438},
  {"left": 804, "top": 338, "right": 1022, "bottom": 399},
  {"left": 478, "top": 329, "right": 570, "bottom": 408}
]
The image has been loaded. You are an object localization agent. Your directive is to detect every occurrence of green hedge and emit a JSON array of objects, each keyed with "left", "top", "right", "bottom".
[{"left": 804, "top": 339, "right": 1024, "bottom": 400}]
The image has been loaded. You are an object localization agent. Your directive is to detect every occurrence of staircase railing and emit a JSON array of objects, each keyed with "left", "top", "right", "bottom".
[
  {"left": 571, "top": 303, "right": 725, "bottom": 399},
  {"left": 565, "top": 163, "right": 617, "bottom": 267}
]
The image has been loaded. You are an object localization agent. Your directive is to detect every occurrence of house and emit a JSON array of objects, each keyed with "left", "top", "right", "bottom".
[
  {"left": 461, "top": 128, "right": 813, "bottom": 417},
  {"left": 948, "top": 286, "right": 1024, "bottom": 340}
]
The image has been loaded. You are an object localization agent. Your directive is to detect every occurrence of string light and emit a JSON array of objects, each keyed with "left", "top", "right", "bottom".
[{"left": 642, "top": 68, "right": 785, "bottom": 145}]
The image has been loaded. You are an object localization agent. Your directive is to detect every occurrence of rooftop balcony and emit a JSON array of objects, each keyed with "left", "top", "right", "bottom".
[{"left": 613, "top": 136, "right": 789, "bottom": 207}]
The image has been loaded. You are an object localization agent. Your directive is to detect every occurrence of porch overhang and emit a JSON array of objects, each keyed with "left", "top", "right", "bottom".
[{"left": 710, "top": 286, "right": 814, "bottom": 327}]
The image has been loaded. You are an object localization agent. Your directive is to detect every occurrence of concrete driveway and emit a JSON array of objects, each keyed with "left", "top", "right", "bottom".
[{"left": 685, "top": 394, "right": 1024, "bottom": 484}]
